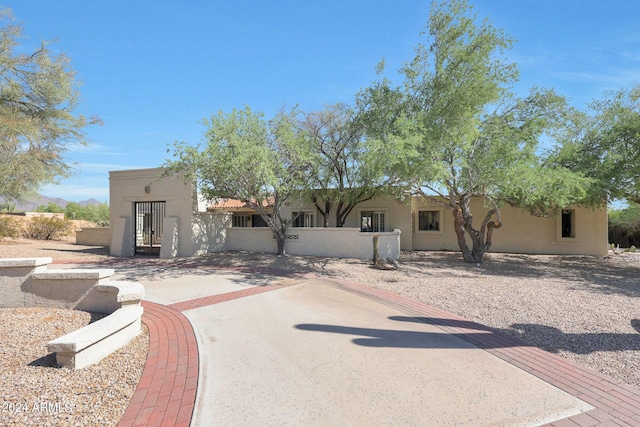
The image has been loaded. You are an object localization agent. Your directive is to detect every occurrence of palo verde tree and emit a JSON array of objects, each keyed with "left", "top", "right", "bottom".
[
  {"left": 357, "top": 0, "right": 594, "bottom": 263},
  {"left": 298, "top": 103, "right": 387, "bottom": 227},
  {"left": 0, "top": 9, "right": 100, "bottom": 204},
  {"left": 166, "top": 106, "right": 312, "bottom": 256},
  {"left": 551, "top": 85, "right": 640, "bottom": 205}
]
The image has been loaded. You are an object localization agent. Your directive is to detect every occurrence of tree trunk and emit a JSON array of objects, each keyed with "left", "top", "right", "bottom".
[
  {"left": 322, "top": 212, "right": 330, "bottom": 228},
  {"left": 451, "top": 203, "right": 502, "bottom": 264},
  {"left": 275, "top": 234, "right": 286, "bottom": 256},
  {"left": 313, "top": 196, "right": 331, "bottom": 228},
  {"left": 452, "top": 208, "right": 480, "bottom": 263}
]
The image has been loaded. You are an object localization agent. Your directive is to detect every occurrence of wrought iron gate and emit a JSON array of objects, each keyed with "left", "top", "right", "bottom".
[{"left": 134, "top": 201, "right": 165, "bottom": 255}]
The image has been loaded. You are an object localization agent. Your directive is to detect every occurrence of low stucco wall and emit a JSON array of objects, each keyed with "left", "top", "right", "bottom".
[
  {"left": 76, "top": 227, "right": 110, "bottom": 247},
  {"left": 226, "top": 227, "right": 401, "bottom": 259},
  {"left": 282, "top": 196, "right": 413, "bottom": 251}
]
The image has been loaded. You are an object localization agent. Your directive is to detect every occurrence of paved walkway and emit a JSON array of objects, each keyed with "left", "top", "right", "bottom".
[{"left": 79, "top": 261, "right": 640, "bottom": 426}]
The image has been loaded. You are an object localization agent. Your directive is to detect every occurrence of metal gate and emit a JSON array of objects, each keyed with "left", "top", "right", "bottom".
[{"left": 134, "top": 201, "right": 165, "bottom": 255}]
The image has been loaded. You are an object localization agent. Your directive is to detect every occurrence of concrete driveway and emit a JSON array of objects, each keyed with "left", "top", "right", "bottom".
[{"left": 122, "top": 267, "right": 593, "bottom": 427}]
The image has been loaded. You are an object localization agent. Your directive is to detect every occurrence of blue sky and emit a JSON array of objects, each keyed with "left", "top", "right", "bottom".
[{"left": 5, "top": 1, "right": 640, "bottom": 203}]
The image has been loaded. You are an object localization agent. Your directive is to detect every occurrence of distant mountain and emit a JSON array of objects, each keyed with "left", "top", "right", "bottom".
[
  {"left": 78, "top": 198, "right": 102, "bottom": 207},
  {"left": 0, "top": 195, "right": 104, "bottom": 212}
]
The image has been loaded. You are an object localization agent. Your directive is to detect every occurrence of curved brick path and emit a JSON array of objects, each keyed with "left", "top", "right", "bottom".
[
  {"left": 117, "top": 301, "right": 199, "bottom": 427},
  {"left": 117, "top": 277, "right": 640, "bottom": 427}
]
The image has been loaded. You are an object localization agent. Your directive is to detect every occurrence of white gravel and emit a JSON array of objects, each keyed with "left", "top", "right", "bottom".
[{"left": 0, "top": 307, "right": 148, "bottom": 427}]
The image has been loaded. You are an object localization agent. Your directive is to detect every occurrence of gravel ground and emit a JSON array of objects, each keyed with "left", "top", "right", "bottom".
[
  {"left": 0, "top": 308, "right": 148, "bottom": 427},
  {"left": 1, "top": 237, "right": 640, "bottom": 425},
  {"left": 0, "top": 239, "right": 147, "bottom": 427}
]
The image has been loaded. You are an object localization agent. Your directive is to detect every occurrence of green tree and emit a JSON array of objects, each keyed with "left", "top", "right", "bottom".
[
  {"left": 298, "top": 103, "right": 387, "bottom": 227},
  {"left": 609, "top": 202, "right": 640, "bottom": 227},
  {"left": 86, "top": 202, "right": 110, "bottom": 226},
  {"left": 0, "top": 9, "right": 100, "bottom": 204},
  {"left": 63, "top": 201, "right": 109, "bottom": 225},
  {"left": 63, "top": 201, "right": 83, "bottom": 220},
  {"left": 552, "top": 85, "right": 640, "bottom": 205},
  {"left": 357, "top": 0, "right": 594, "bottom": 263},
  {"left": 35, "top": 202, "right": 64, "bottom": 213},
  {"left": 166, "top": 106, "right": 312, "bottom": 256}
]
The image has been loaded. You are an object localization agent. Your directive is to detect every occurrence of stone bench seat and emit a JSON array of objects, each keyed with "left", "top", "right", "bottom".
[
  {"left": 2, "top": 257, "right": 145, "bottom": 369},
  {"left": 78, "top": 280, "right": 145, "bottom": 313},
  {"left": 31, "top": 268, "right": 115, "bottom": 281},
  {"left": 47, "top": 305, "right": 144, "bottom": 369},
  {"left": 0, "top": 257, "right": 52, "bottom": 268}
]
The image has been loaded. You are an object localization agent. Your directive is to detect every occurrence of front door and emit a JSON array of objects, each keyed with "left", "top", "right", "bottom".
[{"left": 135, "top": 201, "right": 165, "bottom": 255}]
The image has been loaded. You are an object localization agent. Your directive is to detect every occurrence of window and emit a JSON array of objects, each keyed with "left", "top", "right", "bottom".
[
  {"left": 232, "top": 214, "right": 250, "bottom": 228},
  {"left": 418, "top": 210, "right": 440, "bottom": 231},
  {"left": 361, "top": 211, "right": 385, "bottom": 232},
  {"left": 252, "top": 214, "right": 269, "bottom": 228},
  {"left": 292, "top": 212, "right": 314, "bottom": 227},
  {"left": 561, "top": 209, "right": 575, "bottom": 238}
]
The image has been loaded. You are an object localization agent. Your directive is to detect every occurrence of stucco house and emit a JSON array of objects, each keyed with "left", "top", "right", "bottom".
[{"left": 109, "top": 168, "right": 608, "bottom": 259}]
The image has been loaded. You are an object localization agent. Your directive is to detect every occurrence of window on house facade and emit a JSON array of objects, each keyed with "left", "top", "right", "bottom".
[
  {"left": 232, "top": 214, "right": 250, "bottom": 228},
  {"left": 251, "top": 214, "right": 269, "bottom": 228},
  {"left": 418, "top": 210, "right": 440, "bottom": 231},
  {"left": 361, "top": 211, "right": 385, "bottom": 232},
  {"left": 561, "top": 209, "right": 575, "bottom": 238},
  {"left": 292, "top": 211, "right": 314, "bottom": 227}
]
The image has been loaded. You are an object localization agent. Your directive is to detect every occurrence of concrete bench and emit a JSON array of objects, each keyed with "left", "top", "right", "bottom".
[
  {"left": 47, "top": 280, "right": 145, "bottom": 369},
  {"left": 0, "top": 257, "right": 52, "bottom": 269},
  {"left": 2, "top": 257, "right": 146, "bottom": 369},
  {"left": 24, "top": 268, "right": 115, "bottom": 310},
  {"left": 1, "top": 257, "right": 53, "bottom": 308},
  {"left": 30, "top": 268, "right": 114, "bottom": 281},
  {"left": 76, "top": 280, "right": 145, "bottom": 313},
  {"left": 47, "top": 305, "right": 144, "bottom": 369}
]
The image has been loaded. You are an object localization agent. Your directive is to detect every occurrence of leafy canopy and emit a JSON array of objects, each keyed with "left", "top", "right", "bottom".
[
  {"left": 166, "top": 106, "right": 312, "bottom": 255},
  {"left": 297, "top": 103, "right": 388, "bottom": 227},
  {"left": 0, "top": 9, "right": 100, "bottom": 203},
  {"left": 357, "top": 0, "right": 595, "bottom": 262},
  {"left": 551, "top": 85, "right": 640, "bottom": 205}
]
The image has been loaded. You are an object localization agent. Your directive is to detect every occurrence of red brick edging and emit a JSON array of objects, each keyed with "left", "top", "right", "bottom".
[
  {"left": 117, "top": 301, "right": 199, "bottom": 427},
  {"left": 167, "top": 285, "right": 281, "bottom": 312}
]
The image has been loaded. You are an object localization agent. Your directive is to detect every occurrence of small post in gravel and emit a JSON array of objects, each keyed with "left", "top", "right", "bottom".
[{"left": 373, "top": 234, "right": 379, "bottom": 264}]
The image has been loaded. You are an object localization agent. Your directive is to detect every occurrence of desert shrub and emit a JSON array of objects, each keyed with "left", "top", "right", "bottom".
[
  {"left": 22, "top": 216, "right": 74, "bottom": 240},
  {"left": 609, "top": 222, "right": 640, "bottom": 248},
  {"left": 609, "top": 202, "right": 640, "bottom": 248},
  {"left": 0, "top": 215, "right": 20, "bottom": 239}
]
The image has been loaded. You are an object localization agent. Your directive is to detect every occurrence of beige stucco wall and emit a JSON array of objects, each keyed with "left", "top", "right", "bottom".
[
  {"left": 191, "top": 212, "right": 232, "bottom": 255},
  {"left": 109, "top": 168, "right": 197, "bottom": 257},
  {"left": 283, "top": 195, "right": 413, "bottom": 251},
  {"left": 75, "top": 227, "right": 110, "bottom": 247},
  {"left": 225, "top": 227, "right": 401, "bottom": 259},
  {"left": 411, "top": 197, "right": 608, "bottom": 256}
]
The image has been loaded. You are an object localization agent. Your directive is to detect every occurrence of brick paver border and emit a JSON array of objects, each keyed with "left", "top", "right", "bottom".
[
  {"left": 117, "top": 285, "right": 286, "bottom": 427},
  {"left": 117, "top": 301, "right": 199, "bottom": 427}
]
